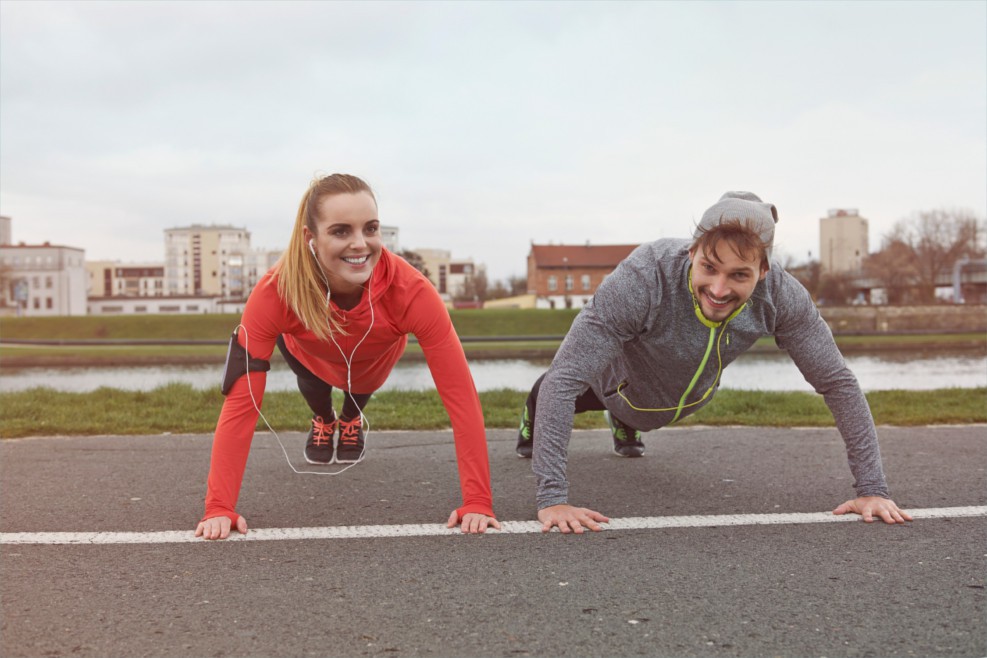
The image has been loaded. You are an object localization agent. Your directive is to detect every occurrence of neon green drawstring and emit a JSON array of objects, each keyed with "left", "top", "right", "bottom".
[{"left": 615, "top": 266, "right": 745, "bottom": 422}]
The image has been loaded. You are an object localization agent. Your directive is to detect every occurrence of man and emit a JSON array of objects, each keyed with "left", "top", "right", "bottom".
[{"left": 516, "top": 192, "right": 911, "bottom": 533}]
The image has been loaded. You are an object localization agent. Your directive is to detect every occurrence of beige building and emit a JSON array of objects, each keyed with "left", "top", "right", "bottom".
[
  {"left": 164, "top": 225, "right": 252, "bottom": 298},
  {"left": 820, "top": 208, "right": 869, "bottom": 273},
  {"left": 415, "top": 248, "right": 477, "bottom": 299},
  {"left": 86, "top": 260, "right": 166, "bottom": 297}
]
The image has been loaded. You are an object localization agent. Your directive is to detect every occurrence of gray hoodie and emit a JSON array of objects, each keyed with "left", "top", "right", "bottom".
[{"left": 532, "top": 238, "right": 889, "bottom": 509}]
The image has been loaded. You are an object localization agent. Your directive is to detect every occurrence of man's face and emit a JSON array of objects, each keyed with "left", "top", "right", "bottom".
[{"left": 688, "top": 242, "right": 767, "bottom": 322}]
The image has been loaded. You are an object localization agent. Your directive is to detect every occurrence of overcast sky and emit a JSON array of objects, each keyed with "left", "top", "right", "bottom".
[{"left": 2, "top": 0, "right": 984, "bottom": 283}]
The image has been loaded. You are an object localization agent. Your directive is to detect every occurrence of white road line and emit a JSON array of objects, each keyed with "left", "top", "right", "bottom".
[{"left": 1, "top": 506, "right": 983, "bottom": 545}]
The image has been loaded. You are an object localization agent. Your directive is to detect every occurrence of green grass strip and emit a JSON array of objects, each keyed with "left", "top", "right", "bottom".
[{"left": 1, "top": 386, "right": 983, "bottom": 439}]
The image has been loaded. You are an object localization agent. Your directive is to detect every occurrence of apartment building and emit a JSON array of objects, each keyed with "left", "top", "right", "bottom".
[{"left": 164, "top": 225, "right": 252, "bottom": 298}]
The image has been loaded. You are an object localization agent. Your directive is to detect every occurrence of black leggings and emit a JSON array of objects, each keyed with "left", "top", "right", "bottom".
[{"left": 276, "top": 336, "right": 371, "bottom": 421}]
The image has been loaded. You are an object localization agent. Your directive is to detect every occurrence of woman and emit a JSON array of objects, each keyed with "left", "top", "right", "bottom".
[{"left": 196, "top": 173, "right": 499, "bottom": 539}]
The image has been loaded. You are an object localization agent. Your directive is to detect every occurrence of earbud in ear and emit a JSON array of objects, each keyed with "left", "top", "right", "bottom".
[{"left": 308, "top": 239, "right": 316, "bottom": 256}]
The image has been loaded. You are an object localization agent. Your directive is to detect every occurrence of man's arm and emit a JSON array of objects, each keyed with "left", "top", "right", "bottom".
[
  {"left": 772, "top": 273, "right": 891, "bottom": 499},
  {"left": 532, "top": 254, "right": 657, "bottom": 511}
]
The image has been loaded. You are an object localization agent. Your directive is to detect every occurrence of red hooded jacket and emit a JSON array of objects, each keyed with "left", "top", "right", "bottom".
[{"left": 203, "top": 249, "right": 494, "bottom": 525}]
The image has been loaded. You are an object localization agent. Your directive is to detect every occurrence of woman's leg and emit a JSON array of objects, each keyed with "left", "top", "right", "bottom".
[
  {"left": 336, "top": 392, "right": 372, "bottom": 464},
  {"left": 276, "top": 336, "right": 337, "bottom": 464},
  {"left": 276, "top": 336, "right": 336, "bottom": 418}
]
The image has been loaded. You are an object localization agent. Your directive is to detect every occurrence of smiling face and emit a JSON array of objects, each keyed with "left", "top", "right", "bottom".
[
  {"left": 304, "top": 191, "right": 381, "bottom": 298},
  {"left": 688, "top": 240, "right": 767, "bottom": 322}
]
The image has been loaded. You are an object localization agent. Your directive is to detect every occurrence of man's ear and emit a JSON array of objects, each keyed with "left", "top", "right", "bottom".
[{"left": 759, "top": 260, "right": 770, "bottom": 281}]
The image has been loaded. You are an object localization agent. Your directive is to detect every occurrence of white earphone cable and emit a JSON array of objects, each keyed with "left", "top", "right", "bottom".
[{"left": 237, "top": 246, "right": 376, "bottom": 476}]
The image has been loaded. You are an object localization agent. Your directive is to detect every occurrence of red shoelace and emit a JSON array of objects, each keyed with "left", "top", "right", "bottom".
[
  {"left": 338, "top": 417, "right": 363, "bottom": 446},
  {"left": 310, "top": 416, "right": 336, "bottom": 447}
]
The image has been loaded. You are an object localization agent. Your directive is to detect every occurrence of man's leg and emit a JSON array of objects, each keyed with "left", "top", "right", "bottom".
[
  {"left": 516, "top": 374, "right": 617, "bottom": 458},
  {"left": 604, "top": 410, "right": 645, "bottom": 458},
  {"left": 516, "top": 373, "right": 546, "bottom": 458},
  {"left": 276, "top": 336, "right": 337, "bottom": 464}
]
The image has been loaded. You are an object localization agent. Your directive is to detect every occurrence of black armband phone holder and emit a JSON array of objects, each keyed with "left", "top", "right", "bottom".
[{"left": 221, "top": 328, "right": 271, "bottom": 396}]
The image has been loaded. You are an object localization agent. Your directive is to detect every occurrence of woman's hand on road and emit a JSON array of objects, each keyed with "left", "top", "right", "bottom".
[
  {"left": 446, "top": 510, "right": 501, "bottom": 534},
  {"left": 537, "top": 504, "right": 610, "bottom": 534},
  {"left": 195, "top": 515, "right": 249, "bottom": 540}
]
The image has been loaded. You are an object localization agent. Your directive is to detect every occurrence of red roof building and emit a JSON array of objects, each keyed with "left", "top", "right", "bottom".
[{"left": 527, "top": 243, "right": 639, "bottom": 309}]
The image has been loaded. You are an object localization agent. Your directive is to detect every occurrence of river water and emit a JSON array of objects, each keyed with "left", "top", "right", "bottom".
[{"left": 1, "top": 351, "right": 984, "bottom": 393}]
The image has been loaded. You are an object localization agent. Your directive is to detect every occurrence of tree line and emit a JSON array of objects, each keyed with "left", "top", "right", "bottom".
[{"left": 785, "top": 209, "right": 985, "bottom": 305}]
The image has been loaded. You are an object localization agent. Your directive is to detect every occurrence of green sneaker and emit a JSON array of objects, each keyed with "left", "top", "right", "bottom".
[
  {"left": 516, "top": 404, "right": 534, "bottom": 459},
  {"left": 604, "top": 410, "right": 644, "bottom": 458}
]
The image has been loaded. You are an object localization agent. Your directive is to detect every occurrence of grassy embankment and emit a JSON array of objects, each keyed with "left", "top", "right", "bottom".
[{"left": 1, "top": 312, "right": 984, "bottom": 438}]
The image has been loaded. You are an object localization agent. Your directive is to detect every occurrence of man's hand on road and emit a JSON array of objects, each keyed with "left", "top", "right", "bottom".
[
  {"left": 537, "top": 504, "right": 610, "bottom": 534},
  {"left": 833, "top": 496, "right": 913, "bottom": 524}
]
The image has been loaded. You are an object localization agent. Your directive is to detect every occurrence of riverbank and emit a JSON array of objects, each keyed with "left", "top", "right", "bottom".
[
  {"left": 1, "top": 332, "right": 984, "bottom": 368},
  {"left": 1, "top": 385, "right": 984, "bottom": 438}
]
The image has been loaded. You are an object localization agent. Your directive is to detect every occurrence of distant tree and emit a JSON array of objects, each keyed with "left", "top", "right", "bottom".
[
  {"left": 817, "top": 272, "right": 855, "bottom": 306},
  {"left": 0, "top": 261, "right": 11, "bottom": 307},
  {"left": 485, "top": 279, "right": 511, "bottom": 300},
  {"left": 788, "top": 260, "right": 822, "bottom": 301},
  {"left": 396, "top": 250, "right": 430, "bottom": 280},
  {"left": 455, "top": 265, "right": 488, "bottom": 302},
  {"left": 881, "top": 210, "right": 983, "bottom": 303},
  {"left": 864, "top": 238, "right": 918, "bottom": 305},
  {"left": 508, "top": 275, "right": 528, "bottom": 296}
]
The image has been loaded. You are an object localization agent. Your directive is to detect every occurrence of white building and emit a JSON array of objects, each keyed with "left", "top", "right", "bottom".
[
  {"left": 0, "top": 243, "right": 87, "bottom": 316},
  {"left": 380, "top": 225, "right": 400, "bottom": 253},
  {"left": 87, "top": 295, "right": 219, "bottom": 315}
]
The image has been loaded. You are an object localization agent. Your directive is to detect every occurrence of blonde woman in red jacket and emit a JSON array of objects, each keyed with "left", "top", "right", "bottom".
[{"left": 196, "top": 174, "right": 499, "bottom": 540}]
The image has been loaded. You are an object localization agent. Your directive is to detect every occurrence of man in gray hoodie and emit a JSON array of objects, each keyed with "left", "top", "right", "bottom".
[{"left": 516, "top": 192, "right": 912, "bottom": 533}]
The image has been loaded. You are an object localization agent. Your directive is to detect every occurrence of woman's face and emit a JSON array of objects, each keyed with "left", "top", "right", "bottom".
[{"left": 305, "top": 191, "right": 382, "bottom": 296}]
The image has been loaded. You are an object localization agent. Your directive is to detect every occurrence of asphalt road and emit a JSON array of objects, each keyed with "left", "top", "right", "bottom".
[{"left": 1, "top": 425, "right": 985, "bottom": 658}]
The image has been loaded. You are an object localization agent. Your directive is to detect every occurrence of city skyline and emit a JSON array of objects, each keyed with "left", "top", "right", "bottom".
[{"left": 2, "top": 1, "right": 984, "bottom": 283}]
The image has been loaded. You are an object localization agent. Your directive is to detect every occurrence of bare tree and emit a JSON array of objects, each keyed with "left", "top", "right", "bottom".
[
  {"left": 883, "top": 209, "right": 983, "bottom": 303},
  {"left": 817, "top": 272, "right": 855, "bottom": 306},
  {"left": 455, "top": 265, "right": 488, "bottom": 302},
  {"left": 508, "top": 275, "right": 528, "bottom": 296},
  {"left": 485, "top": 279, "right": 511, "bottom": 300},
  {"left": 864, "top": 238, "right": 918, "bottom": 305},
  {"left": 396, "top": 250, "right": 430, "bottom": 280},
  {"left": 788, "top": 259, "right": 822, "bottom": 300}
]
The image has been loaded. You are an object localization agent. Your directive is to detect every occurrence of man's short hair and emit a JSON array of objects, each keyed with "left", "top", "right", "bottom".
[
  {"left": 691, "top": 191, "right": 778, "bottom": 269},
  {"left": 692, "top": 218, "right": 771, "bottom": 270}
]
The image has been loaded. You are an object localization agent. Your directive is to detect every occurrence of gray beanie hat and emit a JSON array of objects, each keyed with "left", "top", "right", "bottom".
[{"left": 694, "top": 191, "right": 778, "bottom": 259}]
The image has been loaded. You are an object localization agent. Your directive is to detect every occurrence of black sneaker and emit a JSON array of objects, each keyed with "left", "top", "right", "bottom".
[
  {"left": 604, "top": 410, "right": 644, "bottom": 458},
  {"left": 305, "top": 415, "right": 336, "bottom": 464},
  {"left": 516, "top": 404, "right": 534, "bottom": 458},
  {"left": 335, "top": 416, "right": 366, "bottom": 464}
]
